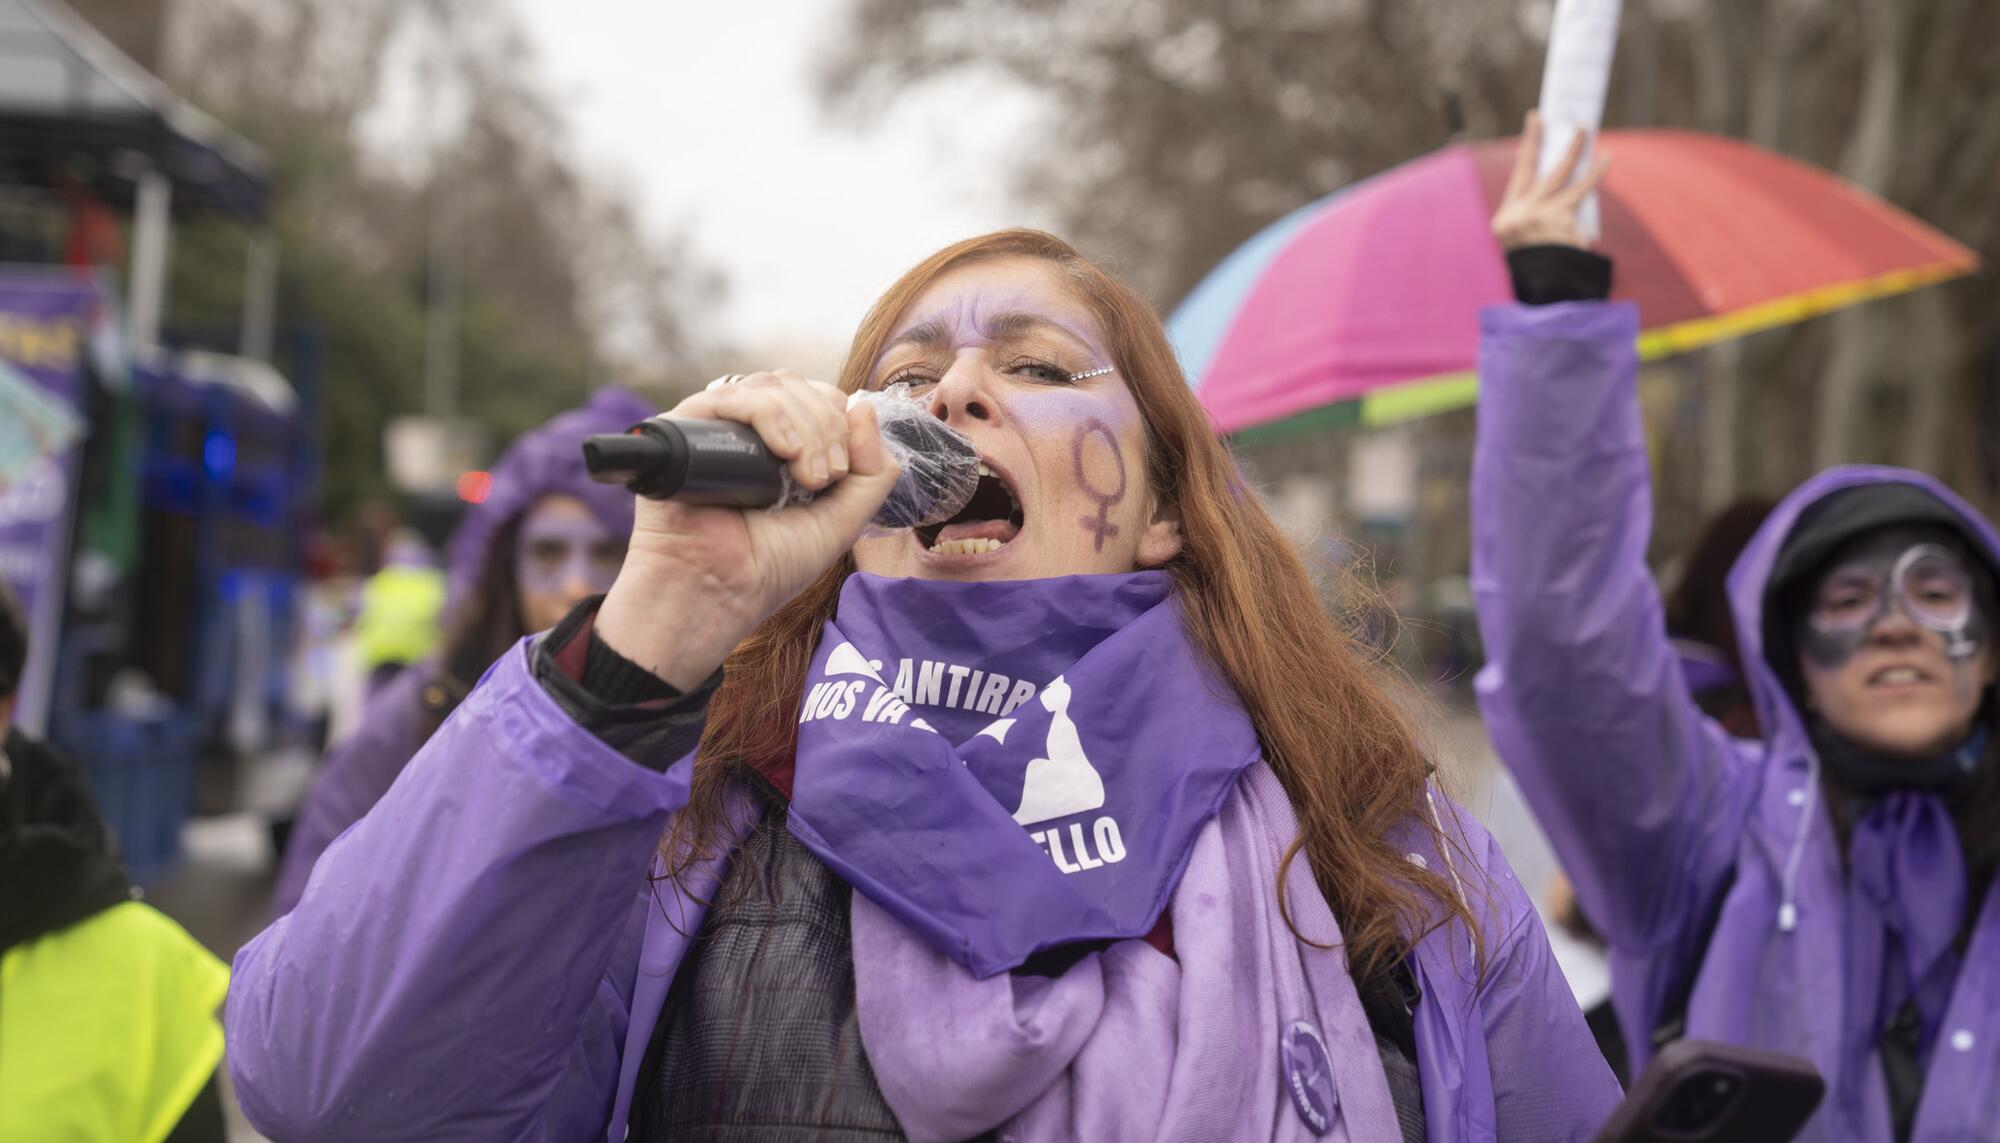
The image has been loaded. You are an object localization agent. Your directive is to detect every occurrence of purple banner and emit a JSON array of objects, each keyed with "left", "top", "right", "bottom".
[{"left": 0, "top": 273, "right": 100, "bottom": 734}]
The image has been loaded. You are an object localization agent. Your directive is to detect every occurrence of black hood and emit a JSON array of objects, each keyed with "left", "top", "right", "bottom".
[
  {"left": 0, "top": 727, "right": 132, "bottom": 953},
  {"left": 1764, "top": 483, "right": 1985, "bottom": 606}
]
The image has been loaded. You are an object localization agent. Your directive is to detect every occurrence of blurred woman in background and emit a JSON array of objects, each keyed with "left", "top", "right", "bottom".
[{"left": 270, "top": 389, "right": 649, "bottom": 916}]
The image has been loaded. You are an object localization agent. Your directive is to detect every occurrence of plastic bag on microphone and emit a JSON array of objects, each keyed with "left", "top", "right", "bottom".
[{"left": 779, "top": 382, "right": 981, "bottom": 530}]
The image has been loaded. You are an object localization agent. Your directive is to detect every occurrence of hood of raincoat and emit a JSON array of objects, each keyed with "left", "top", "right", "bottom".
[
  {"left": 442, "top": 389, "right": 654, "bottom": 617},
  {"left": 0, "top": 728, "right": 132, "bottom": 953},
  {"left": 1727, "top": 465, "right": 2000, "bottom": 771}
]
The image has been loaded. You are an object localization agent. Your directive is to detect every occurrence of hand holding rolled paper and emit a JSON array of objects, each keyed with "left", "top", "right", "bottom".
[
  {"left": 1492, "top": 110, "right": 1610, "bottom": 253},
  {"left": 1535, "top": 0, "right": 1623, "bottom": 240}
]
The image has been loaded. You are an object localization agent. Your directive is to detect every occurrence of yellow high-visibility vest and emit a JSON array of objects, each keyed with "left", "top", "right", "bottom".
[
  {"left": 355, "top": 564, "right": 448, "bottom": 671},
  {"left": 0, "top": 900, "right": 228, "bottom": 1143}
]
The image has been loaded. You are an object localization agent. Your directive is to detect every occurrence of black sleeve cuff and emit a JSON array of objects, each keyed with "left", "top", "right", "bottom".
[
  {"left": 582, "top": 627, "right": 679, "bottom": 705},
  {"left": 531, "top": 597, "right": 722, "bottom": 772},
  {"left": 1506, "top": 245, "right": 1614, "bottom": 305}
]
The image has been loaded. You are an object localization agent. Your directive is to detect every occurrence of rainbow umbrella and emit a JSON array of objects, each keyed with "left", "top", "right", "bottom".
[{"left": 1170, "top": 129, "right": 1979, "bottom": 439}]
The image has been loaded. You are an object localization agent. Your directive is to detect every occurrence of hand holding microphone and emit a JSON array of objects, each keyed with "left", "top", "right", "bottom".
[
  {"left": 584, "top": 378, "right": 979, "bottom": 528},
  {"left": 586, "top": 370, "right": 979, "bottom": 693},
  {"left": 589, "top": 370, "right": 907, "bottom": 691}
]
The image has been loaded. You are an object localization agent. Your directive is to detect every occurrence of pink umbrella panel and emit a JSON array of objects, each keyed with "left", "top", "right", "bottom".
[{"left": 1169, "top": 129, "right": 1979, "bottom": 438}]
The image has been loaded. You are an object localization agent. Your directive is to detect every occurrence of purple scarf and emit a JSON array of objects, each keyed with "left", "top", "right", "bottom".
[
  {"left": 850, "top": 761, "right": 1400, "bottom": 1142},
  {"left": 787, "top": 571, "right": 1262, "bottom": 978},
  {"left": 1844, "top": 791, "right": 1968, "bottom": 1079}
]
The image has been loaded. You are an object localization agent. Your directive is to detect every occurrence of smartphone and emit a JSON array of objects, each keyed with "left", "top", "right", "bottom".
[{"left": 1591, "top": 1039, "right": 1824, "bottom": 1143}]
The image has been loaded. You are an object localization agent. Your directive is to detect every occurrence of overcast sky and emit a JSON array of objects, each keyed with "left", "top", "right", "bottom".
[{"left": 508, "top": 1, "right": 1052, "bottom": 363}]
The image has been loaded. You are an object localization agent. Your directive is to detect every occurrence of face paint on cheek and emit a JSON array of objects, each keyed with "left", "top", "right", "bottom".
[
  {"left": 517, "top": 519, "right": 620, "bottom": 595},
  {"left": 1945, "top": 604, "right": 1986, "bottom": 662},
  {"left": 1801, "top": 605, "right": 1991, "bottom": 695},
  {"left": 1945, "top": 606, "right": 1988, "bottom": 702},
  {"left": 519, "top": 546, "right": 603, "bottom": 595},
  {"left": 1072, "top": 418, "right": 1128, "bottom": 552},
  {"left": 1800, "top": 623, "right": 1868, "bottom": 672},
  {"left": 1004, "top": 380, "right": 1141, "bottom": 435}
]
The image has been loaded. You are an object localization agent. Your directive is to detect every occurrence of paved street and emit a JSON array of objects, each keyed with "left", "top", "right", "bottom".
[{"left": 147, "top": 814, "right": 278, "bottom": 1143}]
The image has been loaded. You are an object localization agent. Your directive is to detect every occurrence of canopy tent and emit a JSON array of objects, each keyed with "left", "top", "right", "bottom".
[{"left": 0, "top": 0, "right": 268, "bottom": 219}]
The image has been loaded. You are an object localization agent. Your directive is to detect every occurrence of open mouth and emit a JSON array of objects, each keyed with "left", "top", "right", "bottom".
[
  {"left": 916, "top": 460, "right": 1024, "bottom": 556},
  {"left": 1869, "top": 665, "right": 1934, "bottom": 687}
]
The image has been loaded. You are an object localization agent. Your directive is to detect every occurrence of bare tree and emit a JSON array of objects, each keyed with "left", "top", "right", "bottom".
[
  {"left": 824, "top": 0, "right": 1540, "bottom": 303},
  {"left": 824, "top": 0, "right": 2000, "bottom": 528},
  {"left": 144, "top": 0, "right": 721, "bottom": 507}
]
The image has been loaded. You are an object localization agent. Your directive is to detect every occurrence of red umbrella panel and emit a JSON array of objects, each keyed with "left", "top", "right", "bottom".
[{"left": 1170, "top": 129, "right": 1979, "bottom": 438}]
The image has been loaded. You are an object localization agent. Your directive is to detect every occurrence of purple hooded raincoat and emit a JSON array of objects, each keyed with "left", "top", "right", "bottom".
[{"left": 1473, "top": 300, "right": 2000, "bottom": 1142}]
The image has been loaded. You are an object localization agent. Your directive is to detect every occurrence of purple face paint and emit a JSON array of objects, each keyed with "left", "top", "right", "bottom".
[
  {"left": 515, "top": 511, "right": 624, "bottom": 596},
  {"left": 1002, "top": 379, "right": 1142, "bottom": 437},
  {"left": 1072, "top": 418, "right": 1128, "bottom": 552},
  {"left": 1801, "top": 538, "right": 1986, "bottom": 668},
  {"left": 852, "top": 266, "right": 1159, "bottom": 579},
  {"left": 874, "top": 288, "right": 1113, "bottom": 385}
]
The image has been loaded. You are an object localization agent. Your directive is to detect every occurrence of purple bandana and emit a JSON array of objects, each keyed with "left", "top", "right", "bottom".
[
  {"left": 788, "top": 571, "right": 1262, "bottom": 978},
  {"left": 1843, "top": 789, "right": 1968, "bottom": 1082}
]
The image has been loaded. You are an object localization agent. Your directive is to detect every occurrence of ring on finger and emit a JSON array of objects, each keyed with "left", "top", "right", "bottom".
[{"left": 704, "top": 373, "right": 749, "bottom": 391}]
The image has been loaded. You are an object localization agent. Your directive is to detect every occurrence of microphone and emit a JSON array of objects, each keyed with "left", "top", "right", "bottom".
[
  {"left": 583, "top": 418, "right": 787, "bottom": 506},
  {"left": 583, "top": 396, "right": 981, "bottom": 529}
]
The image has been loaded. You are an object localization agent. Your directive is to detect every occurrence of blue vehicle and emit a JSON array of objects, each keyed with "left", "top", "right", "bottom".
[
  {"left": 30, "top": 341, "right": 314, "bottom": 882},
  {"left": 0, "top": 0, "right": 300, "bottom": 881}
]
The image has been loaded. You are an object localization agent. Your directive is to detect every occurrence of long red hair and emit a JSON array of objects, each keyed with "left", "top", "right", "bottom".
[{"left": 667, "top": 229, "right": 1480, "bottom": 980}]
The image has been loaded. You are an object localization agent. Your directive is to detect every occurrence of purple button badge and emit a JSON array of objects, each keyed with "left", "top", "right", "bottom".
[{"left": 1280, "top": 1019, "right": 1337, "bottom": 1135}]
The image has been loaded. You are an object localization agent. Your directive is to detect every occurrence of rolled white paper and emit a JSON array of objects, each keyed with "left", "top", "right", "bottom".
[{"left": 1535, "top": 0, "right": 1623, "bottom": 240}]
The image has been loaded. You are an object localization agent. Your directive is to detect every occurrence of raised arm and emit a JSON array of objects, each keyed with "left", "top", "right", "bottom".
[{"left": 1470, "top": 114, "right": 1756, "bottom": 956}]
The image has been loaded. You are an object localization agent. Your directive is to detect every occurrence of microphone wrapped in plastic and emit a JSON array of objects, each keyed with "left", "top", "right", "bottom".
[{"left": 582, "top": 383, "right": 981, "bottom": 529}]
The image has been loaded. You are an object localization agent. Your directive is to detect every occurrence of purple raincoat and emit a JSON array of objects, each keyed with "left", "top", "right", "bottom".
[
  {"left": 231, "top": 648, "right": 1616, "bottom": 1139},
  {"left": 1472, "top": 300, "right": 2000, "bottom": 1142},
  {"left": 270, "top": 389, "right": 653, "bottom": 917}
]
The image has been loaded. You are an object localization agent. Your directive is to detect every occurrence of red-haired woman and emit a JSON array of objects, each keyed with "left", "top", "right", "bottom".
[{"left": 228, "top": 231, "right": 1617, "bottom": 1142}]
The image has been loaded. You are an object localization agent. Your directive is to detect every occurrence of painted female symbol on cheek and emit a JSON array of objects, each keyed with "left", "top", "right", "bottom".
[{"left": 1072, "top": 419, "right": 1127, "bottom": 552}]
